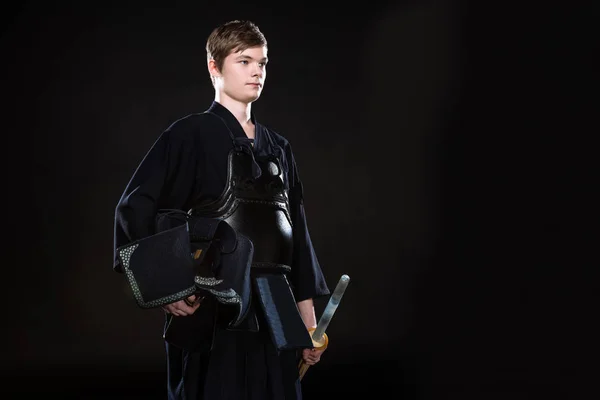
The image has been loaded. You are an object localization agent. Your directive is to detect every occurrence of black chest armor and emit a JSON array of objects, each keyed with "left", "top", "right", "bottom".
[{"left": 189, "top": 148, "right": 293, "bottom": 269}]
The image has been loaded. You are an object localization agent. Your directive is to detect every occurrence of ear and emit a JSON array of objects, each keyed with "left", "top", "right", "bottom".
[{"left": 208, "top": 59, "right": 221, "bottom": 79}]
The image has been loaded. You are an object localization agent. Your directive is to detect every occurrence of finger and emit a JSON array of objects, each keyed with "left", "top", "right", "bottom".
[
  {"left": 183, "top": 295, "right": 197, "bottom": 307},
  {"left": 166, "top": 304, "right": 188, "bottom": 316},
  {"left": 179, "top": 305, "right": 195, "bottom": 314},
  {"left": 175, "top": 301, "right": 196, "bottom": 314},
  {"left": 163, "top": 306, "right": 175, "bottom": 315}
]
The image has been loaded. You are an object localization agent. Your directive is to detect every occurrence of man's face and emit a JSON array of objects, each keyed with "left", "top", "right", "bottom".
[{"left": 216, "top": 45, "right": 268, "bottom": 103}]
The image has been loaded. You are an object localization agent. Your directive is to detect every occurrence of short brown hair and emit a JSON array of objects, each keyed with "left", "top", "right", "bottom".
[{"left": 206, "top": 20, "right": 267, "bottom": 73}]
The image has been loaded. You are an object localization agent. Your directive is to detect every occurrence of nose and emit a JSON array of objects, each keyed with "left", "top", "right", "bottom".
[{"left": 252, "top": 63, "right": 263, "bottom": 78}]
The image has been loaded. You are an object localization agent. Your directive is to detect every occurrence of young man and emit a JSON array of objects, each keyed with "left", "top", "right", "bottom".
[{"left": 113, "top": 20, "right": 330, "bottom": 399}]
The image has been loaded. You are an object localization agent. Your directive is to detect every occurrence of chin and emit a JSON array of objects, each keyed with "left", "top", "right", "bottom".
[{"left": 241, "top": 93, "right": 261, "bottom": 103}]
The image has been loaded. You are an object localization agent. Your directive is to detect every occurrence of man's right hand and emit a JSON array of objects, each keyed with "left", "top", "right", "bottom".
[{"left": 162, "top": 295, "right": 202, "bottom": 316}]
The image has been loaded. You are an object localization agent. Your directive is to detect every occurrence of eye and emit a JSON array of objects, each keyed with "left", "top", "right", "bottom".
[
  {"left": 259, "top": 62, "right": 266, "bottom": 67},
  {"left": 240, "top": 60, "right": 248, "bottom": 65}
]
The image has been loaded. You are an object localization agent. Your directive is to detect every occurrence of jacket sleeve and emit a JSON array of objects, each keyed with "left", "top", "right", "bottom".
[
  {"left": 285, "top": 142, "right": 330, "bottom": 301},
  {"left": 113, "top": 122, "right": 198, "bottom": 273}
]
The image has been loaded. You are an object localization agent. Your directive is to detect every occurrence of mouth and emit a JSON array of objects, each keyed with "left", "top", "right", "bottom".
[{"left": 247, "top": 83, "right": 262, "bottom": 87}]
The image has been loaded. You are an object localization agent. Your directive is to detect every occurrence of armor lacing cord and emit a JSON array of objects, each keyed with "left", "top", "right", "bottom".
[
  {"left": 156, "top": 208, "right": 189, "bottom": 220},
  {"left": 233, "top": 136, "right": 262, "bottom": 179}
]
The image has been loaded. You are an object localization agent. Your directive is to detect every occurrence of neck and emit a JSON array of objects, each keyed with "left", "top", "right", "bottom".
[{"left": 214, "top": 93, "right": 253, "bottom": 130}]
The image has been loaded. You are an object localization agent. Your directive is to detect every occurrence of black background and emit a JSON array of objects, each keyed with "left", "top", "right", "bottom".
[{"left": 2, "top": 1, "right": 597, "bottom": 399}]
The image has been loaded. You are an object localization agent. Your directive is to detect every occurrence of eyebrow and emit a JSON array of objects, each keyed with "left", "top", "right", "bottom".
[{"left": 236, "top": 54, "right": 268, "bottom": 62}]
